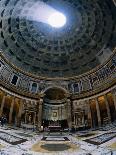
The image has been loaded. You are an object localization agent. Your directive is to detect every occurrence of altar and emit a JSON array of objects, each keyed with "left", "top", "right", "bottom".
[{"left": 48, "top": 126, "right": 62, "bottom": 132}]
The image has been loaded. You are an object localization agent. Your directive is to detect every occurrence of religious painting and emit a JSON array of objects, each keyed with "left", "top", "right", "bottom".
[{"left": 53, "top": 112, "right": 57, "bottom": 117}]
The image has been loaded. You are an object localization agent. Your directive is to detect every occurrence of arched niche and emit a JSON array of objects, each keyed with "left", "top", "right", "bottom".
[{"left": 42, "top": 87, "right": 69, "bottom": 129}]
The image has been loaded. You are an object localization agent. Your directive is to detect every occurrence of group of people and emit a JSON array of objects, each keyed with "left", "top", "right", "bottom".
[{"left": 0, "top": 116, "right": 7, "bottom": 127}]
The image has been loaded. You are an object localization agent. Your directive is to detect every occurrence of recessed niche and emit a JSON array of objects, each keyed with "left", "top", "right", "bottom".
[
  {"left": 31, "top": 82, "right": 38, "bottom": 93},
  {"left": 11, "top": 74, "right": 19, "bottom": 85}
]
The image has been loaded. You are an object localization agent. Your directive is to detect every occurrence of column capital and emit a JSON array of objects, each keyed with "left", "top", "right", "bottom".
[
  {"left": 2, "top": 92, "right": 7, "bottom": 96},
  {"left": 9, "top": 95, "right": 16, "bottom": 101},
  {"left": 85, "top": 99, "right": 90, "bottom": 104},
  {"left": 20, "top": 98, "right": 25, "bottom": 104}
]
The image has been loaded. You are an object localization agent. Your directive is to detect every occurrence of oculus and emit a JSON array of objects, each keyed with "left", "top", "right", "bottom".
[{"left": 48, "top": 12, "right": 66, "bottom": 28}]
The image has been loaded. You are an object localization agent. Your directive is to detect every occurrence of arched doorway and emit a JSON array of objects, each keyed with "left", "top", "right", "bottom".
[{"left": 42, "top": 87, "right": 69, "bottom": 130}]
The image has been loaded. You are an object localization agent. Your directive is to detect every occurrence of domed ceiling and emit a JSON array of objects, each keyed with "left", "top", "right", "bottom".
[{"left": 0, "top": 0, "right": 115, "bottom": 78}]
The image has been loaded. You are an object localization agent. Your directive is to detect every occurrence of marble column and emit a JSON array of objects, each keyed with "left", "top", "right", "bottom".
[
  {"left": 66, "top": 99, "right": 72, "bottom": 129},
  {"left": 112, "top": 90, "right": 116, "bottom": 111},
  {"left": 95, "top": 98, "right": 101, "bottom": 127},
  {"left": 9, "top": 97, "right": 15, "bottom": 124},
  {"left": 104, "top": 95, "right": 111, "bottom": 123},
  {"left": 86, "top": 100, "right": 92, "bottom": 128},
  {"left": 0, "top": 94, "right": 6, "bottom": 117},
  {"left": 17, "top": 99, "right": 23, "bottom": 126},
  {"left": 37, "top": 98, "right": 43, "bottom": 130}
]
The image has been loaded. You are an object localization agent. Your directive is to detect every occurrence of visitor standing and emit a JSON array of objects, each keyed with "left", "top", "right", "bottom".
[
  {"left": 1, "top": 116, "right": 4, "bottom": 127},
  {"left": 3, "top": 116, "right": 7, "bottom": 126}
]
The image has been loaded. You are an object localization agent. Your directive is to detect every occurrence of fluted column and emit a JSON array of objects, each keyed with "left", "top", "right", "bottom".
[
  {"left": 66, "top": 99, "right": 72, "bottom": 129},
  {"left": 95, "top": 98, "right": 101, "bottom": 127},
  {"left": 9, "top": 97, "right": 15, "bottom": 124},
  {"left": 104, "top": 95, "right": 111, "bottom": 123},
  {"left": 37, "top": 98, "right": 43, "bottom": 130},
  {"left": 0, "top": 94, "right": 6, "bottom": 117}
]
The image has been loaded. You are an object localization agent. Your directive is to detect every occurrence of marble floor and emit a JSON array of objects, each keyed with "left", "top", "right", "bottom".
[{"left": 0, "top": 125, "right": 116, "bottom": 155}]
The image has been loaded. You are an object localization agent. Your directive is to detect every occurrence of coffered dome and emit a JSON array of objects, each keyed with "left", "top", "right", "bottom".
[{"left": 0, "top": 0, "right": 115, "bottom": 78}]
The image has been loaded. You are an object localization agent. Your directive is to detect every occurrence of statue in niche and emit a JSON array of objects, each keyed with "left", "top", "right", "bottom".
[
  {"left": 29, "top": 115, "right": 31, "bottom": 123},
  {"left": 27, "top": 113, "right": 32, "bottom": 124}
]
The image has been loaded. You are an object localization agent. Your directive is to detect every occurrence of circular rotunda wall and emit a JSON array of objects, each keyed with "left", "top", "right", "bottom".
[{"left": 0, "top": 0, "right": 115, "bottom": 78}]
